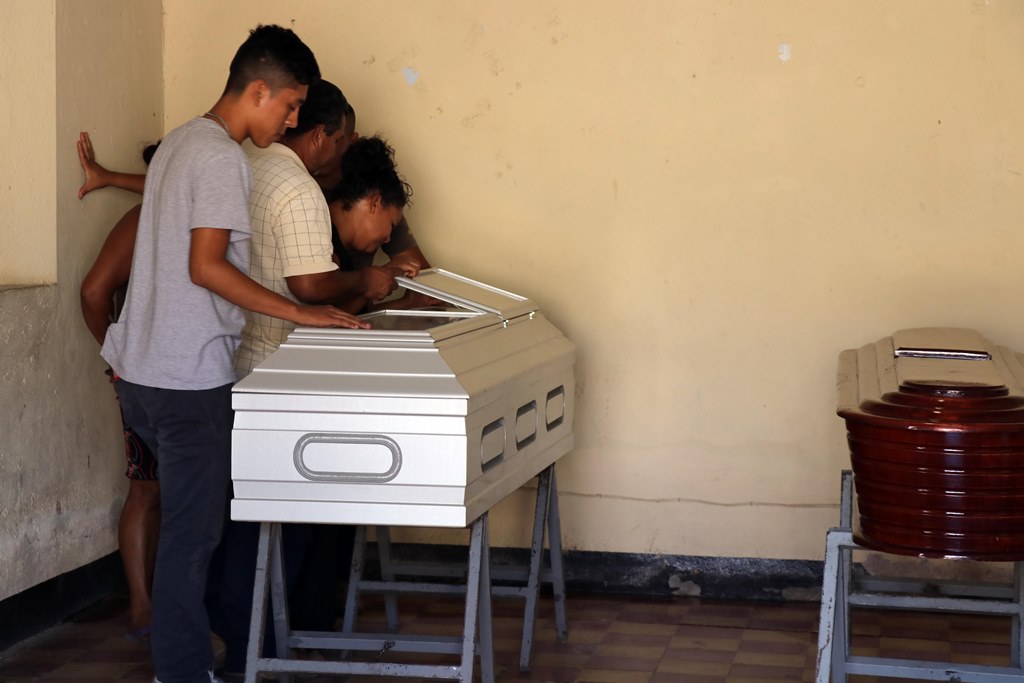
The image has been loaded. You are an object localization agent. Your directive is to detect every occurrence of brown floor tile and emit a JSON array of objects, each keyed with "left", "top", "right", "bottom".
[
  {"left": 42, "top": 661, "right": 137, "bottom": 679},
  {"left": 949, "top": 627, "right": 1011, "bottom": 645},
  {"left": 732, "top": 650, "right": 807, "bottom": 668},
  {"left": 587, "top": 655, "right": 663, "bottom": 672},
  {"left": 662, "top": 647, "right": 735, "bottom": 664},
  {"left": 668, "top": 635, "right": 741, "bottom": 652},
  {"left": 531, "top": 651, "right": 591, "bottom": 668},
  {"left": 1, "top": 589, "right": 1020, "bottom": 682},
  {"left": 600, "top": 631, "right": 673, "bottom": 647},
  {"left": 950, "top": 639, "right": 1009, "bottom": 657},
  {"left": 650, "top": 674, "right": 727, "bottom": 683},
  {"left": 593, "top": 644, "right": 665, "bottom": 660},
  {"left": 953, "top": 652, "right": 1015, "bottom": 666},
  {"left": 674, "top": 623, "right": 745, "bottom": 640},
  {"left": 607, "top": 621, "right": 677, "bottom": 637},
  {"left": 656, "top": 657, "right": 732, "bottom": 675},
  {"left": 728, "top": 662, "right": 805, "bottom": 680},
  {"left": 576, "top": 669, "right": 652, "bottom": 683},
  {"left": 738, "top": 638, "right": 808, "bottom": 655}
]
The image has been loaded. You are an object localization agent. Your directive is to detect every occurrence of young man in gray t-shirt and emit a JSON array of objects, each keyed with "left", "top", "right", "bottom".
[{"left": 100, "top": 25, "right": 366, "bottom": 683}]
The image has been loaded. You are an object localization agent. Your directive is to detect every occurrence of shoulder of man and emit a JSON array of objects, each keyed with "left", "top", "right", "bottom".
[{"left": 249, "top": 147, "right": 321, "bottom": 204}]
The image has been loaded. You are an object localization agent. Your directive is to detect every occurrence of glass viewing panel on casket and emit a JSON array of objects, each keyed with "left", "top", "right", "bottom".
[{"left": 231, "top": 269, "right": 576, "bottom": 528}]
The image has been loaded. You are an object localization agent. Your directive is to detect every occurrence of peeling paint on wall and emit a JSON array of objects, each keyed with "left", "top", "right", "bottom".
[
  {"left": 668, "top": 575, "right": 702, "bottom": 597},
  {"left": 778, "top": 43, "right": 792, "bottom": 62},
  {"left": 401, "top": 66, "right": 419, "bottom": 86}
]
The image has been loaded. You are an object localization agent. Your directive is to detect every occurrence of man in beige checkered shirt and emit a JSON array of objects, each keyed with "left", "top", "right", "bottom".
[
  {"left": 234, "top": 79, "right": 414, "bottom": 377},
  {"left": 216, "top": 79, "right": 415, "bottom": 679}
]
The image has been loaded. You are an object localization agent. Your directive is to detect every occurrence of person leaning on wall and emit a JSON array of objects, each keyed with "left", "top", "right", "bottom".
[{"left": 78, "top": 135, "right": 159, "bottom": 645}]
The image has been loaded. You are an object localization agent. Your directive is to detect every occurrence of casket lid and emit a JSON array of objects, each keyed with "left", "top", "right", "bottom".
[
  {"left": 396, "top": 268, "right": 536, "bottom": 320},
  {"left": 233, "top": 269, "right": 548, "bottom": 398},
  {"left": 280, "top": 269, "right": 536, "bottom": 346},
  {"left": 837, "top": 327, "right": 1024, "bottom": 425}
]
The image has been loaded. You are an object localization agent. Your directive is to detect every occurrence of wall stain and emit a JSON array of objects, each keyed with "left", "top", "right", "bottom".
[
  {"left": 464, "top": 22, "right": 485, "bottom": 51},
  {"left": 461, "top": 99, "right": 492, "bottom": 129}
]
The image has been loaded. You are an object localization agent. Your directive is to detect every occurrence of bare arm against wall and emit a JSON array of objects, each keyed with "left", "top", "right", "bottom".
[{"left": 77, "top": 132, "right": 147, "bottom": 198}]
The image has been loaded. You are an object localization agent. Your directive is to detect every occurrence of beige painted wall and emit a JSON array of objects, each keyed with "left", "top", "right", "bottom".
[
  {"left": 0, "top": 1, "right": 57, "bottom": 285},
  {"left": 162, "top": 1, "right": 1024, "bottom": 561},
  {"left": 0, "top": 0, "right": 162, "bottom": 602},
  {"left": 4, "top": 1, "right": 1024, "bottom": 602}
]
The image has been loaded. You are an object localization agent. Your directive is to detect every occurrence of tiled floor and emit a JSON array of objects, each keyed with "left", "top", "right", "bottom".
[{"left": 0, "top": 591, "right": 1013, "bottom": 682}]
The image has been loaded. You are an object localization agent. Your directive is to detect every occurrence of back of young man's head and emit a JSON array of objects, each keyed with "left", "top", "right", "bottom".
[
  {"left": 225, "top": 24, "right": 320, "bottom": 95},
  {"left": 284, "top": 79, "right": 349, "bottom": 138}
]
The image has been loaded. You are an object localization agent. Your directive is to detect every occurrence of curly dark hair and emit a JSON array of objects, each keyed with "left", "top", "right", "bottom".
[{"left": 334, "top": 136, "right": 412, "bottom": 209}]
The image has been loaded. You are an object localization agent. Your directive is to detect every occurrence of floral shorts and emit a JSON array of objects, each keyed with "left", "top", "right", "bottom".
[{"left": 121, "top": 405, "right": 158, "bottom": 481}]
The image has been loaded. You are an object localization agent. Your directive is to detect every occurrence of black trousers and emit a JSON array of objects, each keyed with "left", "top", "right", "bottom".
[{"left": 116, "top": 380, "right": 233, "bottom": 683}]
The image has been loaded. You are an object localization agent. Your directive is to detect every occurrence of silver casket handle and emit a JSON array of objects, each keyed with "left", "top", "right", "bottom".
[{"left": 293, "top": 433, "right": 403, "bottom": 483}]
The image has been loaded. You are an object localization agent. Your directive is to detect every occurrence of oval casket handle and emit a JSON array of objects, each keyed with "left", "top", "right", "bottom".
[{"left": 293, "top": 433, "right": 403, "bottom": 483}]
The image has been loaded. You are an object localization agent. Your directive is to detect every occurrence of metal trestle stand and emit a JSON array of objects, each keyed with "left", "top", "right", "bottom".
[
  {"left": 243, "top": 513, "right": 493, "bottom": 682},
  {"left": 344, "top": 463, "right": 569, "bottom": 673},
  {"left": 815, "top": 471, "right": 1024, "bottom": 682}
]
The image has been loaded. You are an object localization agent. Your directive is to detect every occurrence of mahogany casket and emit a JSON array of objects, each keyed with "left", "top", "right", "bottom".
[
  {"left": 837, "top": 327, "right": 1024, "bottom": 560},
  {"left": 230, "top": 269, "right": 576, "bottom": 528}
]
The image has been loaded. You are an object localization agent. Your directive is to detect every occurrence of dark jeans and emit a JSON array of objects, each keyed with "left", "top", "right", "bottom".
[
  {"left": 290, "top": 524, "right": 355, "bottom": 631},
  {"left": 206, "top": 521, "right": 308, "bottom": 674},
  {"left": 116, "top": 380, "right": 233, "bottom": 683},
  {"left": 207, "top": 523, "right": 354, "bottom": 674}
]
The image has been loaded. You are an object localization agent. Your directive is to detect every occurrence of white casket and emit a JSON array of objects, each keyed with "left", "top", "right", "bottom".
[{"left": 230, "top": 269, "right": 576, "bottom": 528}]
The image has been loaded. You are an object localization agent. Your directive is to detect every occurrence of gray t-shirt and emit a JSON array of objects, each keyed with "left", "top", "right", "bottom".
[{"left": 102, "top": 117, "right": 253, "bottom": 390}]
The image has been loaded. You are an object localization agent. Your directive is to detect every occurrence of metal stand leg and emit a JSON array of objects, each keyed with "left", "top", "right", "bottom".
[
  {"left": 450, "top": 516, "right": 493, "bottom": 679},
  {"left": 831, "top": 472, "right": 853, "bottom": 683},
  {"left": 268, "top": 524, "right": 293, "bottom": 683},
  {"left": 479, "top": 516, "right": 495, "bottom": 683},
  {"left": 244, "top": 522, "right": 273, "bottom": 683},
  {"left": 832, "top": 544, "right": 850, "bottom": 683},
  {"left": 519, "top": 466, "right": 550, "bottom": 672},
  {"left": 341, "top": 525, "right": 366, "bottom": 635},
  {"left": 459, "top": 516, "right": 482, "bottom": 680},
  {"left": 520, "top": 465, "right": 569, "bottom": 671},
  {"left": 376, "top": 526, "right": 400, "bottom": 632},
  {"left": 815, "top": 528, "right": 849, "bottom": 683},
  {"left": 547, "top": 467, "right": 569, "bottom": 642},
  {"left": 1014, "top": 561, "right": 1024, "bottom": 667}
]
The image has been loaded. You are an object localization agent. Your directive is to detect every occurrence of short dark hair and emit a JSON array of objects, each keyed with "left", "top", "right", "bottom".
[
  {"left": 224, "top": 24, "right": 320, "bottom": 95},
  {"left": 343, "top": 102, "right": 356, "bottom": 131},
  {"left": 142, "top": 142, "right": 161, "bottom": 166},
  {"left": 335, "top": 136, "right": 412, "bottom": 209},
  {"left": 283, "top": 79, "right": 348, "bottom": 138}
]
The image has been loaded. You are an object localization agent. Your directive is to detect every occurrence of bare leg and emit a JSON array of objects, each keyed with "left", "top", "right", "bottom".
[{"left": 119, "top": 479, "right": 161, "bottom": 632}]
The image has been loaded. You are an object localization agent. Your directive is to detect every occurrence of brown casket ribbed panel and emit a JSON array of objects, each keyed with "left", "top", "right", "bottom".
[{"left": 836, "top": 327, "right": 1024, "bottom": 559}]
